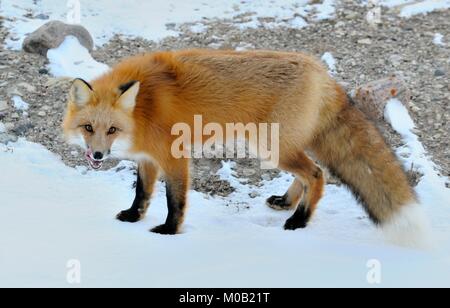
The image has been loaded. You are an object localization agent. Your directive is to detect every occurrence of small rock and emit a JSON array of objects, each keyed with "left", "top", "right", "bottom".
[
  {"left": 261, "top": 174, "right": 271, "bottom": 181},
  {"left": 0, "top": 101, "right": 8, "bottom": 112},
  {"left": 249, "top": 191, "right": 260, "bottom": 199},
  {"left": 38, "top": 111, "right": 47, "bottom": 117},
  {"left": 18, "top": 82, "right": 36, "bottom": 93},
  {"left": 242, "top": 168, "right": 256, "bottom": 177},
  {"left": 358, "top": 38, "right": 372, "bottom": 45},
  {"left": 0, "top": 133, "right": 18, "bottom": 144},
  {"left": 345, "top": 11, "right": 359, "bottom": 20},
  {"left": 34, "top": 14, "right": 50, "bottom": 20},
  {"left": 434, "top": 69, "right": 445, "bottom": 77},
  {"left": 389, "top": 54, "right": 402, "bottom": 67},
  {"left": 11, "top": 113, "right": 20, "bottom": 119},
  {"left": 22, "top": 20, "right": 94, "bottom": 56},
  {"left": 38, "top": 68, "right": 49, "bottom": 75}
]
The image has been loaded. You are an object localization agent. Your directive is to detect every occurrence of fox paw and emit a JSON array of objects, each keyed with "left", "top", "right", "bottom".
[
  {"left": 266, "top": 195, "right": 292, "bottom": 210},
  {"left": 116, "top": 209, "right": 141, "bottom": 223},
  {"left": 284, "top": 215, "right": 308, "bottom": 230},
  {"left": 150, "top": 224, "right": 178, "bottom": 235}
]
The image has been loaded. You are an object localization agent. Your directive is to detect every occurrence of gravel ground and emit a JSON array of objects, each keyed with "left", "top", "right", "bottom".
[{"left": 0, "top": 1, "right": 449, "bottom": 195}]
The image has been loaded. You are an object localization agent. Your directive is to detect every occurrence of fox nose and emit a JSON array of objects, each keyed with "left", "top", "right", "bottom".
[{"left": 93, "top": 152, "right": 103, "bottom": 160}]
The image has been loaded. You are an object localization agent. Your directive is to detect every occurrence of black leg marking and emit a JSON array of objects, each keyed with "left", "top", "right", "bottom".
[
  {"left": 284, "top": 203, "right": 312, "bottom": 230},
  {"left": 116, "top": 171, "right": 149, "bottom": 223},
  {"left": 150, "top": 181, "right": 185, "bottom": 235},
  {"left": 266, "top": 193, "right": 292, "bottom": 210}
]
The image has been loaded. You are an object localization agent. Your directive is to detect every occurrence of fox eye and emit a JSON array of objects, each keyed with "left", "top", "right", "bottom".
[
  {"left": 108, "top": 127, "right": 117, "bottom": 135},
  {"left": 85, "top": 125, "right": 93, "bottom": 133}
]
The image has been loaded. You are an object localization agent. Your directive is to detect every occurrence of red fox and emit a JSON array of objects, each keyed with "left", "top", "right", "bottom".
[{"left": 63, "top": 49, "right": 425, "bottom": 243}]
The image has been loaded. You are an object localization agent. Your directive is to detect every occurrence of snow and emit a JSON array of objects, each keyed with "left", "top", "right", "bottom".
[
  {"left": 0, "top": 0, "right": 336, "bottom": 50},
  {"left": 189, "top": 23, "right": 208, "bottom": 34},
  {"left": 384, "top": 99, "right": 450, "bottom": 239},
  {"left": 321, "top": 52, "right": 337, "bottom": 75},
  {"left": 433, "top": 33, "right": 445, "bottom": 46},
  {"left": 399, "top": 0, "right": 450, "bottom": 18},
  {"left": 47, "top": 36, "right": 110, "bottom": 81},
  {"left": 378, "top": 0, "right": 417, "bottom": 7},
  {"left": 0, "top": 122, "right": 6, "bottom": 133},
  {"left": 12, "top": 95, "right": 29, "bottom": 111}
]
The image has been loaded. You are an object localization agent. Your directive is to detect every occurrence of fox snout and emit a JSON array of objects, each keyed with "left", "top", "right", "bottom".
[{"left": 85, "top": 148, "right": 110, "bottom": 170}]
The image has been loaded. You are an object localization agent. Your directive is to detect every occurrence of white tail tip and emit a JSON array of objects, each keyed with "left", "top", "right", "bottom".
[{"left": 382, "top": 203, "right": 434, "bottom": 249}]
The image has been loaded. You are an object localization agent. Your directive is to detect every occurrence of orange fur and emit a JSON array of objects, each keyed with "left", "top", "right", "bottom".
[{"left": 63, "top": 49, "right": 417, "bottom": 234}]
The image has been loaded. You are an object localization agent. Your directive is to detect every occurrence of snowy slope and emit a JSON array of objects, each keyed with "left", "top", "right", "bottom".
[{"left": 0, "top": 0, "right": 336, "bottom": 50}]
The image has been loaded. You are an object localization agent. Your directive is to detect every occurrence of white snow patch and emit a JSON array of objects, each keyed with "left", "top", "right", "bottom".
[
  {"left": 399, "top": 0, "right": 450, "bottom": 18},
  {"left": 289, "top": 16, "right": 308, "bottom": 28},
  {"left": 433, "top": 33, "right": 445, "bottom": 46},
  {"left": 384, "top": 99, "right": 450, "bottom": 247},
  {"left": 0, "top": 122, "right": 6, "bottom": 133},
  {"left": 216, "top": 160, "right": 241, "bottom": 187},
  {"left": 0, "top": 0, "right": 336, "bottom": 50},
  {"left": 309, "top": 0, "right": 336, "bottom": 20},
  {"left": 321, "top": 52, "right": 337, "bottom": 75},
  {"left": 378, "top": 0, "right": 417, "bottom": 8},
  {"left": 190, "top": 23, "right": 208, "bottom": 34},
  {"left": 47, "top": 36, "right": 110, "bottom": 81},
  {"left": 12, "top": 96, "right": 29, "bottom": 111}
]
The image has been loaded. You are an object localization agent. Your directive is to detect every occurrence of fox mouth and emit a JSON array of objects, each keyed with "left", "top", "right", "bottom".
[{"left": 85, "top": 149, "right": 103, "bottom": 170}]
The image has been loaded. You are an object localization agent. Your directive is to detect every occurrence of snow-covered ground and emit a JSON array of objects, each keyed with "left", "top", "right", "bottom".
[
  {"left": 0, "top": 0, "right": 336, "bottom": 50},
  {"left": 1, "top": 0, "right": 450, "bottom": 288}
]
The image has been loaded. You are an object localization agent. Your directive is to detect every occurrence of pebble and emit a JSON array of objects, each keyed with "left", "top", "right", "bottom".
[
  {"left": 249, "top": 191, "right": 259, "bottom": 199},
  {"left": 0, "top": 133, "right": 18, "bottom": 144},
  {"left": 261, "top": 174, "right": 271, "bottom": 181},
  {"left": 38, "top": 111, "right": 47, "bottom": 117},
  {"left": 358, "top": 38, "right": 372, "bottom": 45},
  {"left": 0, "top": 101, "right": 8, "bottom": 112},
  {"left": 434, "top": 69, "right": 445, "bottom": 77}
]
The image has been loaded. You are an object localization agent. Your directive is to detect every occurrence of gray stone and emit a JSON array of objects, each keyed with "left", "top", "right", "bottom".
[
  {"left": 22, "top": 21, "right": 94, "bottom": 56},
  {"left": 0, "top": 101, "right": 8, "bottom": 112},
  {"left": 0, "top": 133, "right": 18, "bottom": 144},
  {"left": 434, "top": 69, "right": 445, "bottom": 77}
]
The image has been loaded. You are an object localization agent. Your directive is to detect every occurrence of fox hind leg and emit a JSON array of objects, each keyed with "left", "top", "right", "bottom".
[
  {"left": 117, "top": 161, "right": 159, "bottom": 223},
  {"left": 279, "top": 152, "right": 325, "bottom": 230},
  {"left": 266, "top": 179, "right": 304, "bottom": 210}
]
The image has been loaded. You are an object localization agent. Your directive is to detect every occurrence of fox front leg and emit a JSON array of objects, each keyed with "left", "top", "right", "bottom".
[
  {"left": 151, "top": 159, "right": 189, "bottom": 235},
  {"left": 117, "top": 161, "right": 159, "bottom": 223}
]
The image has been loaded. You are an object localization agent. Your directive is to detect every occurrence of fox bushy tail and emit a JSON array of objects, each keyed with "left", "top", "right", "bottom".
[{"left": 310, "top": 101, "right": 417, "bottom": 225}]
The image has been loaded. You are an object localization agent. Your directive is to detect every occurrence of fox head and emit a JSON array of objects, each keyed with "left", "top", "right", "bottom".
[{"left": 63, "top": 78, "right": 140, "bottom": 170}]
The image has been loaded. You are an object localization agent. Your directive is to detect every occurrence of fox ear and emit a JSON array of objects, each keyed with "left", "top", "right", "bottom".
[
  {"left": 70, "top": 79, "right": 93, "bottom": 108},
  {"left": 117, "top": 81, "right": 140, "bottom": 111}
]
